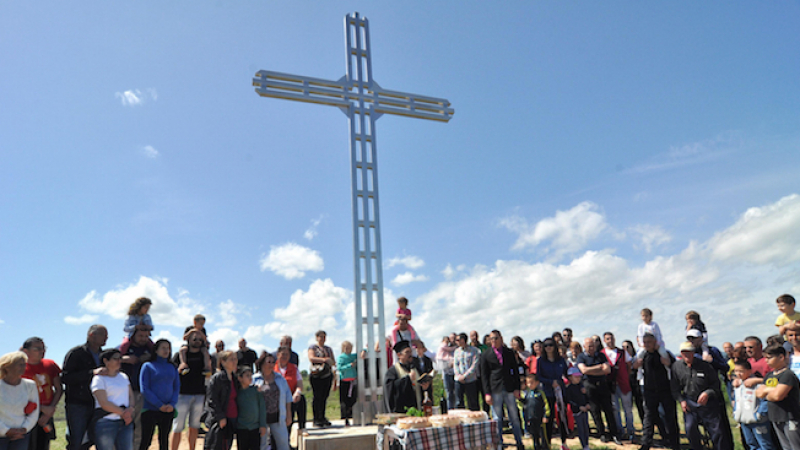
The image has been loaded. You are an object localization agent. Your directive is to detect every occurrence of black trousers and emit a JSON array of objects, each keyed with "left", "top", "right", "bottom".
[
  {"left": 235, "top": 428, "right": 260, "bottom": 450},
  {"left": 585, "top": 380, "right": 618, "bottom": 439},
  {"left": 140, "top": 410, "right": 172, "bottom": 450},
  {"left": 526, "top": 416, "right": 546, "bottom": 450},
  {"left": 339, "top": 380, "right": 357, "bottom": 419},
  {"left": 641, "top": 390, "right": 679, "bottom": 450},
  {"left": 29, "top": 415, "right": 56, "bottom": 450},
  {"left": 291, "top": 395, "right": 307, "bottom": 430},
  {"left": 543, "top": 395, "right": 568, "bottom": 446},
  {"left": 683, "top": 398, "right": 731, "bottom": 450},
  {"left": 310, "top": 375, "right": 333, "bottom": 423}
]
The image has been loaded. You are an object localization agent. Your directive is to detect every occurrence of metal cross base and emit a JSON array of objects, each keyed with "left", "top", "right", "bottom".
[{"left": 253, "top": 12, "right": 453, "bottom": 425}]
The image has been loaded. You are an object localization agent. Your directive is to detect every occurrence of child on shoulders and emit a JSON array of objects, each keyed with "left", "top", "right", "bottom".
[
  {"left": 119, "top": 297, "right": 154, "bottom": 354},
  {"left": 686, "top": 310, "right": 710, "bottom": 360},
  {"left": 395, "top": 296, "right": 411, "bottom": 324},
  {"left": 178, "top": 314, "right": 212, "bottom": 374}
]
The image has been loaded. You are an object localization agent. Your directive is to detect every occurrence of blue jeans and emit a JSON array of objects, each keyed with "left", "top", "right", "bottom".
[
  {"left": 490, "top": 391, "right": 523, "bottom": 447},
  {"left": 66, "top": 403, "right": 94, "bottom": 450},
  {"left": 443, "top": 373, "right": 456, "bottom": 411},
  {"left": 0, "top": 433, "right": 31, "bottom": 450},
  {"left": 93, "top": 419, "right": 133, "bottom": 450},
  {"left": 261, "top": 422, "right": 289, "bottom": 450},
  {"left": 742, "top": 422, "right": 776, "bottom": 450}
]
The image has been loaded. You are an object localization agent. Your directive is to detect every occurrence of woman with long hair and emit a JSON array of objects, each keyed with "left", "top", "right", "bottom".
[
  {"left": 526, "top": 340, "right": 543, "bottom": 374},
  {"left": 253, "top": 352, "right": 291, "bottom": 450},
  {"left": 90, "top": 349, "right": 134, "bottom": 450},
  {"left": 0, "top": 352, "right": 39, "bottom": 450},
  {"left": 621, "top": 340, "right": 644, "bottom": 422},
  {"left": 536, "top": 338, "right": 569, "bottom": 450}
]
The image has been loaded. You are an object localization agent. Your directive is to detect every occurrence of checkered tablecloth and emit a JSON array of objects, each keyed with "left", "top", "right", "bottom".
[{"left": 381, "top": 420, "right": 499, "bottom": 450}]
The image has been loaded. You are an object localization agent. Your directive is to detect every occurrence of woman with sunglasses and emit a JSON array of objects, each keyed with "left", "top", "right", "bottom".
[
  {"left": 90, "top": 349, "right": 134, "bottom": 450},
  {"left": 536, "top": 338, "right": 569, "bottom": 450}
]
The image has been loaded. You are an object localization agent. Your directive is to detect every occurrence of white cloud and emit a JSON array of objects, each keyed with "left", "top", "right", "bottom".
[
  {"left": 624, "top": 133, "right": 739, "bottom": 175},
  {"left": 244, "top": 278, "right": 354, "bottom": 357},
  {"left": 708, "top": 194, "right": 800, "bottom": 265},
  {"left": 409, "top": 194, "right": 800, "bottom": 353},
  {"left": 391, "top": 272, "right": 430, "bottom": 286},
  {"left": 208, "top": 328, "right": 244, "bottom": 353},
  {"left": 259, "top": 242, "right": 324, "bottom": 280},
  {"left": 115, "top": 88, "right": 157, "bottom": 106},
  {"left": 629, "top": 224, "right": 672, "bottom": 252},
  {"left": 500, "top": 201, "right": 609, "bottom": 260},
  {"left": 304, "top": 215, "right": 325, "bottom": 241},
  {"left": 442, "top": 264, "right": 456, "bottom": 279},
  {"left": 64, "top": 314, "right": 100, "bottom": 325},
  {"left": 77, "top": 276, "right": 202, "bottom": 328},
  {"left": 141, "top": 145, "right": 159, "bottom": 159},
  {"left": 0, "top": 318, "right": 4, "bottom": 325},
  {"left": 386, "top": 255, "right": 425, "bottom": 270},
  {"left": 218, "top": 299, "right": 241, "bottom": 327}
]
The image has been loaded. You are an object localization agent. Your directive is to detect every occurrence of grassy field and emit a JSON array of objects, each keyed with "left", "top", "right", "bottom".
[{"left": 52, "top": 373, "right": 747, "bottom": 449}]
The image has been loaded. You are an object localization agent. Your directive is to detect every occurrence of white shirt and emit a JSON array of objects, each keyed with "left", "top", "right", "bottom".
[
  {"left": 0, "top": 378, "right": 39, "bottom": 435},
  {"left": 91, "top": 373, "right": 130, "bottom": 421}
]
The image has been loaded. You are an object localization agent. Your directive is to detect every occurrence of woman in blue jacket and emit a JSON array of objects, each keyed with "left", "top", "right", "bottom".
[{"left": 139, "top": 339, "right": 180, "bottom": 450}]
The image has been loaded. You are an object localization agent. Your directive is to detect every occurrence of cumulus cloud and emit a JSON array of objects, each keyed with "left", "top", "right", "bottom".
[
  {"left": 259, "top": 243, "right": 324, "bottom": 279},
  {"left": 629, "top": 224, "right": 672, "bottom": 253},
  {"left": 141, "top": 145, "right": 159, "bottom": 159},
  {"left": 77, "top": 276, "right": 201, "bottom": 327},
  {"left": 391, "top": 272, "right": 430, "bottom": 286},
  {"left": 218, "top": 299, "right": 242, "bottom": 327},
  {"left": 500, "top": 201, "right": 609, "bottom": 260},
  {"left": 304, "top": 215, "right": 325, "bottom": 241},
  {"left": 386, "top": 255, "right": 425, "bottom": 270},
  {"left": 410, "top": 195, "right": 800, "bottom": 352},
  {"left": 708, "top": 194, "right": 800, "bottom": 265},
  {"left": 115, "top": 88, "right": 158, "bottom": 106},
  {"left": 64, "top": 314, "right": 100, "bottom": 325}
]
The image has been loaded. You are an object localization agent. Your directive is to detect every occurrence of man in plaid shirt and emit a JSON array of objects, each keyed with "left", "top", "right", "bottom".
[{"left": 454, "top": 332, "right": 481, "bottom": 411}]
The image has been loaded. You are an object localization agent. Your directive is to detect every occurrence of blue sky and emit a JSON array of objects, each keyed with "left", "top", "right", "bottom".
[{"left": 2, "top": 2, "right": 800, "bottom": 367}]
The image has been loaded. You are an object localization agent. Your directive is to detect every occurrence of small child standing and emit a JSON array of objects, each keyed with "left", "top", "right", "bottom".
[
  {"left": 178, "top": 314, "right": 212, "bottom": 374},
  {"left": 636, "top": 308, "right": 664, "bottom": 358},
  {"left": 686, "top": 310, "right": 710, "bottom": 360},
  {"left": 120, "top": 297, "right": 154, "bottom": 354},
  {"left": 776, "top": 294, "right": 800, "bottom": 340},
  {"left": 521, "top": 373, "right": 550, "bottom": 450},
  {"left": 236, "top": 367, "right": 266, "bottom": 450},
  {"left": 564, "top": 367, "right": 590, "bottom": 450},
  {"left": 395, "top": 296, "right": 412, "bottom": 324},
  {"left": 733, "top": 360, "right": 775, "bottom": 450}
]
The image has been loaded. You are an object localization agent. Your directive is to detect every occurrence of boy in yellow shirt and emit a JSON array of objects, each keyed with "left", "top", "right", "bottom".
[{"left": 775, "top": 294, "right": 800, "bottom": 339}]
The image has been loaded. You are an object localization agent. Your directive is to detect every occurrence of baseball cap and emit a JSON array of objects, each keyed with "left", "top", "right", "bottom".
[
  {"left": 567, "top": 367, "right": 582, "bottom": 376},
  {"left": 686, "top": 329, "right": 702, "bottom": 338}
]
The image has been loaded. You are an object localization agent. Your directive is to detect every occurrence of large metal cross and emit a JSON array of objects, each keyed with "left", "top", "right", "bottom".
[{"left": 253, "top": 12, "right": 453, "bottom": 425}]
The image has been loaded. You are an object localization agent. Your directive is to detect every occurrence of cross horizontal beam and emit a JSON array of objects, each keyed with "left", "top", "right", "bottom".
[{"left": 253, "top": 70, "right": 455, "bottom": 122}]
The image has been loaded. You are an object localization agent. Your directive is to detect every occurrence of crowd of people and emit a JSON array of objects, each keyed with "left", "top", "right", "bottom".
[{"left": 1, "top": 293, "right": 799, "bottom": 450}]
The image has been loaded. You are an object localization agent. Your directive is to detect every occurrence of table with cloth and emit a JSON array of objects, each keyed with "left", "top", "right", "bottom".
[{"left": 379, "top": 420, "right": 499, "bottom": 450}]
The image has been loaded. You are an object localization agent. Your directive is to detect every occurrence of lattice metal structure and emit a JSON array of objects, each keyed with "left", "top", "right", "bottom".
[{"left": 253, "top": 12, "right": 453, "bottom": 425}]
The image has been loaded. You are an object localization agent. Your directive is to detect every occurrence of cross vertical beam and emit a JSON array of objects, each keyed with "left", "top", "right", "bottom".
[{"left": 253, "top": 12, "right": 453, "bottom": 425}]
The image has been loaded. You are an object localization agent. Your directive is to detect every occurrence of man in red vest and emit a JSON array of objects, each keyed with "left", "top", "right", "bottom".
[{"left": 602, "top": 332, "right": 635, "bottom": 442}]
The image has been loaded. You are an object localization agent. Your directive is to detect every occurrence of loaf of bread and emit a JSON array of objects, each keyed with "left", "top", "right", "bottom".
[
  {"left": 396, "top": 417, "right": 431, "bottom": 429},
  {"left": 429, "top": 414, "right": 461, "bottom": 428}
]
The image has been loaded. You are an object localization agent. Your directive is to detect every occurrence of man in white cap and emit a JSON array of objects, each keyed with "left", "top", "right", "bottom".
[{"left": 671, "top": 341, "right": 731, "bottom": 450}]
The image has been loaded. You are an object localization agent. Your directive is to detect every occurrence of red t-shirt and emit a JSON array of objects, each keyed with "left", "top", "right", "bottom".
[
  {"left": 23, "top": 359, "right": 61, "bottom": 406},
  {"left": 276, "top": 362, "right": 299, "bottom": 392},
  {"left": 749, "top": 357, "right": 771, "bottom": 378}
]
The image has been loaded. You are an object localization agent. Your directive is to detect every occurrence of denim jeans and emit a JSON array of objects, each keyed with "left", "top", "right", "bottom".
[
  {"left": 93, "top": 419, "right": 133, "bottom": 450},
  {"left": 261, "top": 422, "right": 290, "bottom": 450},
  {"left": 65, "top": 402, "right": 94, "bottom": 450},
  {"left": 443, "top": 373, "right": 456, "bottom": 411},
  {"left": 612, "top": 386, "right": 635, "bottom": 436},
  {"left": 742, "top": 422, "right": 776, "bottom": 450},
  {"left": 489, "top": 391, "right": 523, "bottom": 447},
  {"left": 0, "top": 433, "right": 31, "bottom": 450}
]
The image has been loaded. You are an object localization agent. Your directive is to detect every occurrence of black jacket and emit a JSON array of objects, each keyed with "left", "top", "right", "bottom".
[
  {"left": 205, "top": 371, "right": 240, "bottom": 425},
  {"left": 480, "top": 345, "right": 520, "bottom": 395},
  {"left": 62, "top": 343, "right": 101, "bottom": 405}
]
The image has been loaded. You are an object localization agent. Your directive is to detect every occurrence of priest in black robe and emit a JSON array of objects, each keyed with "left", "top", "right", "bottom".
[{"left": 384, "top": 340, "right": 432, "bottom": 413}]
